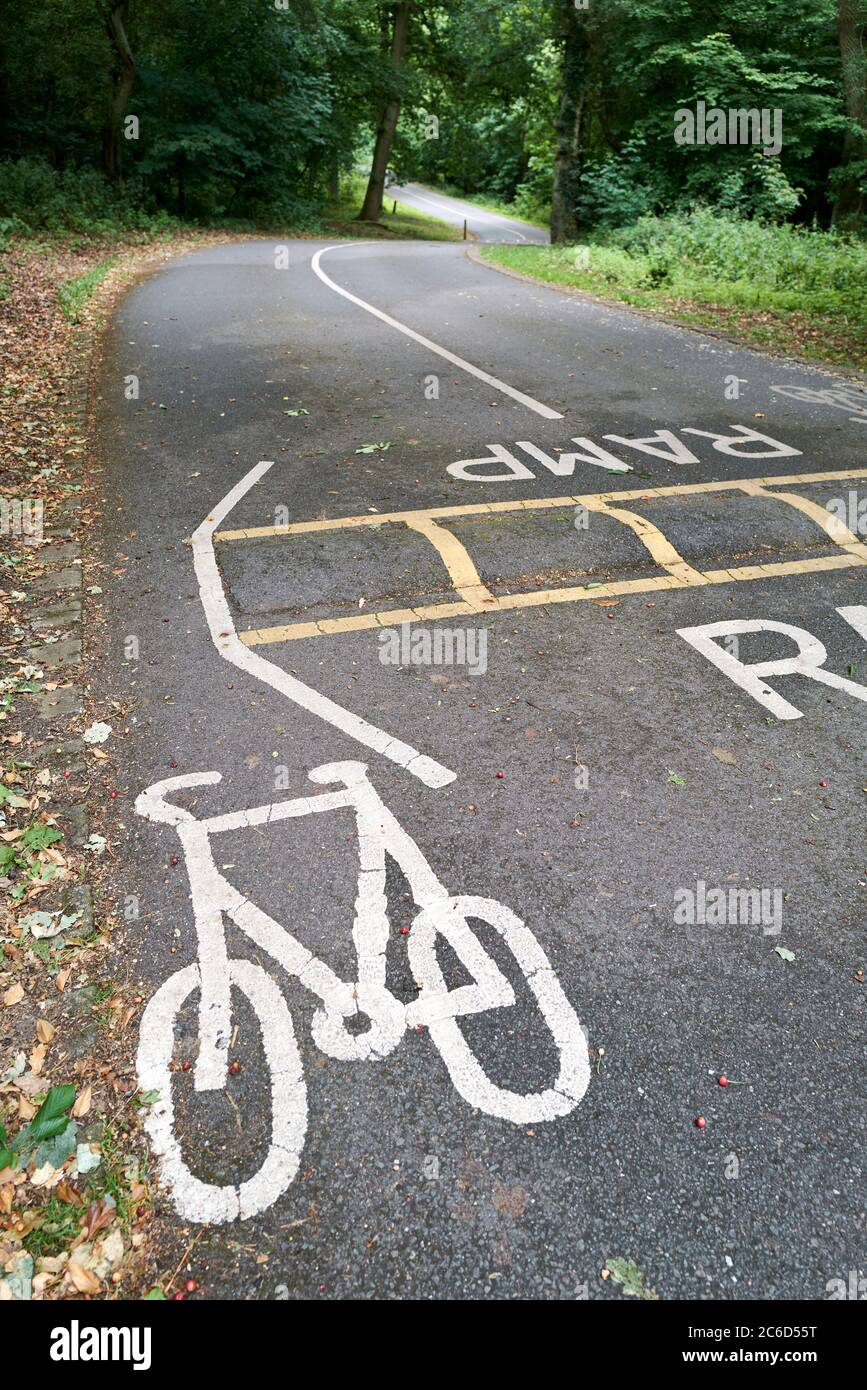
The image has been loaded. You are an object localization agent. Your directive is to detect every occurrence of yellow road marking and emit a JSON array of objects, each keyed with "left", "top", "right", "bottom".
[
  {"left": 738, "top": 480, "right": 867, "bottom": 564},
  {"left": 581, "top": 497, "right": 709, "bottom": 586},
  {"left": 241, "top": 554, "right": 866, "bottom": 646},
  {"left": 211, "top": 466, "right": 867, "bottom": 647},
  {"left": 215, "top": 468, "right": 867, "bottom": 541},
  {"left": 402, "top": 515, "right": 499, "bottom": 610}
]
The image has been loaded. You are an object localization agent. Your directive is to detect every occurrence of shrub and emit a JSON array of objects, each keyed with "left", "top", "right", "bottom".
[{"left": 0, "top": 157, "right": 173, "bottom": 234}]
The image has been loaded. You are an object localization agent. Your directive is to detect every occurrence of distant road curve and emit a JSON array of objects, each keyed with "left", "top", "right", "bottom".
[{"left": 392, "top": 181, "right": 549, "bottom": 244}]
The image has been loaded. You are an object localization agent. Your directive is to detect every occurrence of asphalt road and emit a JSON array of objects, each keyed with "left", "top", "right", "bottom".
[
  {"left": 393, "top": 181, "right": 549, "bottom": 243},
  {"left": 93, "top": 231, "right": 867, "bottom": 1301}
]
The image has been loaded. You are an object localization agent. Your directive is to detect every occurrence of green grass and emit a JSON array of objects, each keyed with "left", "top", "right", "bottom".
[
  {"left": 57, "top": 257, "right": 115, "bottom": 321},
  {"left": 23, "top": 1193, "right": 81, "bottom": 1257},
  {"left": 480, "top": 210, "right": 867, "bottom": 369},
  {"left": 325, "top": 174, "right": 460, "bottom": 241}
]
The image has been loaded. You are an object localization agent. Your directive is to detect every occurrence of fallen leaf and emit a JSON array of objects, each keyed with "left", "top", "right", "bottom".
[
  {"left": 31, "top": 1162, "right": 65, "bottom": 1188},
  {"left": 67, "top": 1260, "right": 101, "bottom": 1295},
  {"left": 29, "top": 1044, "right": 46, "bottom": 1076},
  {"left": 604, "top": 1257, "right": 657, "bottom": 1300},
  {"left": 711, "top": 748, "right": 737, "bottom": 766},
  {"left": 0, "top": 1055, "right": 26, "bottom": 1084},
  {"left": 100, "top": 1229, "right": 124, "bottom": 1267},
  {"left": 3, "top": 984, "right": 24, "bottom": 1008},
  {"left": 71, "top": 1085, "right": 92, "bottom": 1119},
  {"left": 35, "top": 1020, "right": 55, "bottom": 1044},
  {"left": 82, "top": 1195, "right": 116, "bottom": 1241},
  {"left": 75, "top": 1144, "right": 101, "bottom": 1176}
]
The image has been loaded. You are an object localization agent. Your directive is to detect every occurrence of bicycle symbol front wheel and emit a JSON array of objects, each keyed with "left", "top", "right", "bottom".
[
  {"left": 137, "top": 959, "right": 308, "bottom": 1224},
  {"left": 407, "top": 895, "right": 591, "bottom": 1124}
]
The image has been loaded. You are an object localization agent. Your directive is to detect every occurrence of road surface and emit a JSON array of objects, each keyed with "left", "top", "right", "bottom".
[
  {"left": 393, "top": 181, "right": 548, "bottom": 243},
  {"left": 93, "top": 233, "right": 866, "bottom": 1300}
]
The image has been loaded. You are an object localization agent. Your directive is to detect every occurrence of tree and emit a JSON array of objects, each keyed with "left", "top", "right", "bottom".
[
  {"left": 98, "top": 0, "right": 135, "bottom": 179},
  {"left": 550, "top": 0, "right": 590, "bottom": 243},
  {"left": 832, "top": 0, "right": 866, "bottom": 228},
  {"left": 360, "top": 1, "right": 413, "bottom": 221}
]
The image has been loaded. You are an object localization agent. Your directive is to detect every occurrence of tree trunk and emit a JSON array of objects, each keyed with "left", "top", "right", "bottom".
[
  {"left": 98, "top": 1, "right": 136, "bottom": 180},
  {"left": 550, "top": 0, "right": 590, "bottom": 244},
  {"left": 360, "top": 2, "right": 412, "bottom": 222},
  {"left": 832, "top": 0, "right": 866, "bottom": 229}
]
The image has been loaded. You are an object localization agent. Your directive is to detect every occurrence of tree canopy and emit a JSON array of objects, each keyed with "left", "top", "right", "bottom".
[{"left": 0, "top": 0, "right": 863, "bottom": 235}]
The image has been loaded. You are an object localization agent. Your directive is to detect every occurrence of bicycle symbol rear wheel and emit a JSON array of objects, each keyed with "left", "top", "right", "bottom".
[{"left": 137, "top": 958, "right": 308, "bottom": 1224}]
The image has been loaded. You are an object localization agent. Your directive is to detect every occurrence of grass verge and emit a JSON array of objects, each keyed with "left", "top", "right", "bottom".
[
  {"left": 56, "top": 257, "right": 116, "bottom": 322},
  {"left": 480, "top": 211, "right": 867, "bottom": 370},
  {"left": 0, "top": 227, "right": 244, "bottom": 1301}
]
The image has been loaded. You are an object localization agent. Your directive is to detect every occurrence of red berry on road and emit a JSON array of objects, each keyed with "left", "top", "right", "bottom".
[
  {"left": 229, "top": 1060, "right": 241, "bottom": 1074},
  {"left": 185, "top": 1279, "right": 197, "bottom": 1293},
  {"left": 819, "top": 780, "right": 828, "bottom": 788},
  {"left": 172, "top": 1291, "right": 185, "bottom": 1300},
  {"left": 695, "top": 1116, "right": 706, "bottom": 1128},
  {"left": 496, "top": 771, "right": 504, "bottom": 779},
  {"left": 718, "top": 1075, "right": 730, "bottom": 1087},
  {"left": 400, "top": 926, "right": 409, "bottom": 936}
]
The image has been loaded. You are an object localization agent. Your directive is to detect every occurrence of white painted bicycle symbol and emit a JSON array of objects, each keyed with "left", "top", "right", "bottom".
[{"left": 135, "top": 760, "right": 590, "bottom": 1223}]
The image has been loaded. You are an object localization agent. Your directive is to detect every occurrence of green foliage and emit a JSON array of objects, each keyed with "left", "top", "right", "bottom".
[
  {"left": 58, "top": 259, "right": 117, "bottom": 321},
  {"left": 605, "top": 1257, "right": 658, "bottom": 1300},
  {"left": 0, "top": 158, "right": 170, "bottom": 235},
  {"left": 398, "top": 0, "right": 862, "bottom": 236},
  {"left": 606, "top": 209, "right": 867, "bottom": 306},
  {"left": 19, "top": 1084, "right": 76, "bottom": 1146},
  {"left": 0, "top": 0, "right": 861, "bottom": 235},
  {"left": 0, "top": 0, "right": 390, "bottom": 230},
  {"left": 4, "top": 1084, "right": 78, "bottom": 1171}
]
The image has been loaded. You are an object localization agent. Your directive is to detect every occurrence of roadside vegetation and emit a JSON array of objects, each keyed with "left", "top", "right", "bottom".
[
  {"left": 0, "top": 229, "right": 244, "bottom": 1300},
  {"left": 482, "top": 211, "right": 867, "bottom": 367}
]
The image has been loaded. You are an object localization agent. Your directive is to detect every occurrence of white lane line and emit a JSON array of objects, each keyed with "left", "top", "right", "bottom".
[
  {"left": 311, "top": 245, "right": 562, "bottom": 420},
  {"left": 402, "top": 187, "right": 530, "bottom": 239},
  {"left": 191, "top": 460, "right": 456, "bottom": 789},
  {"left": 401, "top": 188, "right": 531, "bottom": 241}
]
